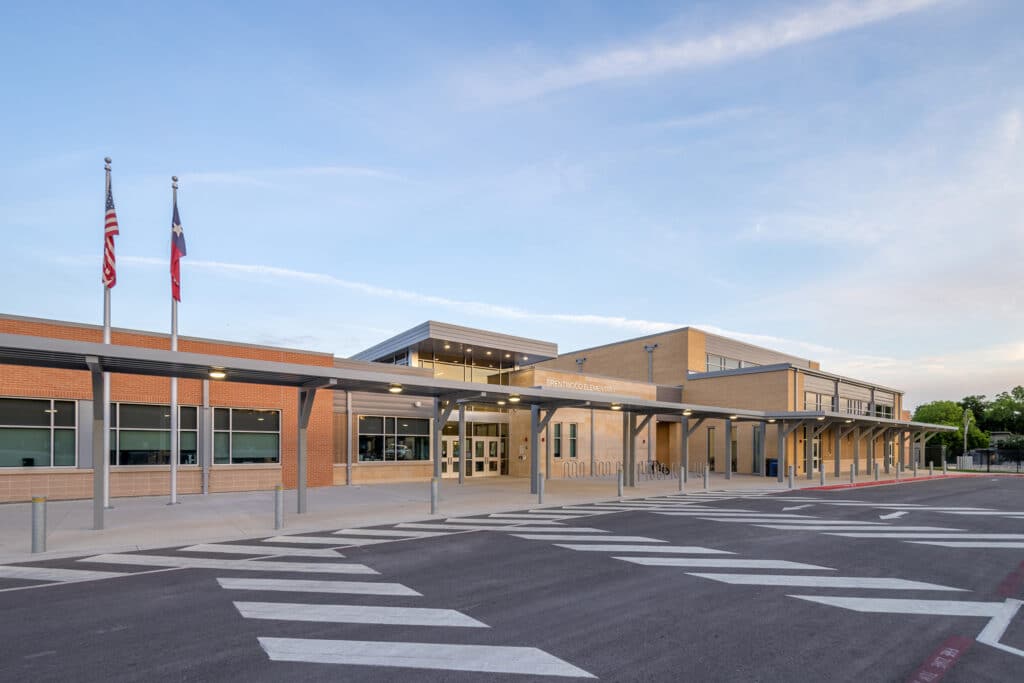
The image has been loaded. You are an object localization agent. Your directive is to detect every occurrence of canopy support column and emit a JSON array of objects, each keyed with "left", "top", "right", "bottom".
[
  {"left": 724, "top": 418, "right": 733, "bottom": 480},
  {"left": 87, "top": 356, "right": 105, "bottom": 531}
]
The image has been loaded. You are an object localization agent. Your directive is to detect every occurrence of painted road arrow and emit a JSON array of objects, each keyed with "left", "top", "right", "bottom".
[
  {"left": 880, "top": 511, "right": 908, "bottom": 520},
  {"left": 782, "top": 505, "right": 813, "bottom": 511}
]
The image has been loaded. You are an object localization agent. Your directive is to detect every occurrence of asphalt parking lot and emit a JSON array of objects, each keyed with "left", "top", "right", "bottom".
[{"left": 1, "top": 477, "right": 1022, "bottom": 682}]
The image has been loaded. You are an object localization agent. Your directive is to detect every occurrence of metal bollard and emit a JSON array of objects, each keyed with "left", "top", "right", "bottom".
[
  {"left": 678, "top": 467, "right": 684, "bottom": 492},
  {"left": 943, "top": 460, "right": 947, "bottom": 475},
  {"left": 703, "top": 465, "right": 709, "bottom": 492},
  {"left": 787, "top": 465, "right": 794, "bottom": 489},
  {"left": 617, "top": 469, "right": 623, "bottom": 498},
  {"left": 929, "top": 463, "right": 934, "bottom": 477},
  {"left": 819, "top": 466, "right": 825, "bottom": 486},
  {"left": 430, "top": 477, "right": 439, "bottom": 514},
  {"left": 31, "top": 496, "right": 46, "bottom": 554},
  {"left": 896, "top": 465, "right": 901, "bottom": 481},
  {"left": 538, "top": 472, "right": 545, "bottom": 504},
  {"left": 274, "top": 485, "right": 284, "bottom": 530},
  {"left": 850, "top": 463, "right": 855, "bottom": 485},
  {"left": 874, "top": 464, "right": 879, "bottom": 481},
  {"left": 913, "top": 460, "right": 918, "bottom": 477}
]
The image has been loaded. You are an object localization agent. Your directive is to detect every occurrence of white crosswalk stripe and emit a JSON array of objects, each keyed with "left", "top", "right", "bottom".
[
  {"left": 654, "top": 512, "right": 816, "bottom": 518},
  {"left": 489, "top": 513, "right": 582, "bottom": 520},
  {"left": 686, "top": 573, "right": 964, "bottom": 591},
  {"left": 262, "top": 535, "right": 352, "bottom": 545},
  {"left": 757, "top": 525, "right": 959, "bottom": 532},
  {"left": 80, "top": 554, "right": 378, "bottom": 574},
  {"left": 908, "top": 541, "right": 1024, "bottom": 548},
  {"left": 443, "top": 517, "right": 561, "bottom": 525},
  {"left": 694, "top": 518, "right": 872, "bottom": 524},
  {"left": 397, "top": 523, "right": 608, "bottom": 533},
  {"left": 235, "top": 601, "right": 488, "bottom": 627},
  {"left": 0, "top": 565, "right": 125, "bottom": 583},
  {"left": 555, "top": 544, "right": 734, "bottom": 554},
  {"left": 182, "top": 544, "right": 343, "bottom": 558},
  {"left": 258, "top": 638, "right": 596, "bottom": 678},
  {"left": 218, "top": 578, "right": 422, "bottom": 596},
  {"left": 827, "top": 533, "right": 1024, "bottom": 540},
  {"left": 513, "top": 534, "right": 667, "bottom": 542},
  {"left": 615, "top": 557, "right": 834, "bottom": 570},
  {"left": 333, "top": 528, "right": 453, "bottom": 538}
]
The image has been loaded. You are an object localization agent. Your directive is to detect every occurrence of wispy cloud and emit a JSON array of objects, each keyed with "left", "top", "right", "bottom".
[
  {"left": 465, "top": 0, "right": 944, "bottom": 102},
  {"left": 649, "top": 106, "right": 761, "bottom": 130},
  {"left": 184, "top": 164, "right": 406, "bottom": 187}
]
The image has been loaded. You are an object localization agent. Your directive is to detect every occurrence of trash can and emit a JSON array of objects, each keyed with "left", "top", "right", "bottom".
[{"left": 767, "top": 458, "right": 778, "bottom": 478}]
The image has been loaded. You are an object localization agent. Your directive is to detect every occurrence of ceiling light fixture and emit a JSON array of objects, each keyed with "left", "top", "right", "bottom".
[
  {"left": 209, "top": 368, "right": 227, "bottom": 380},
  {"left": 497, "top": 400, "right": 507, "bottom": 406},
  {"left": 508, "top": 393, "right": 521, "bottom": 404},
  {"left": 682, "top": 409, "right": 693, "bottom": 416},
  {"left": 729, "top": 414, "right": 739, "bottom": 420},
  {"left": 816, "top": 416, "right": 826, "bottom": 421},
  {"left": 611, "top": 403, "right": 622, "bottom": 411},
  {"left": 388, "top": 383, "right": 403, "bottom": 394},
  {"left": 767, "top": 418, "right": 777, "bottom": 423}
]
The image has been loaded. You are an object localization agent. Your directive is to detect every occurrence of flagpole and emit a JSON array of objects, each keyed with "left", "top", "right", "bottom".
[
  {"left": 102, "top": 158, "right": 113, "bottom": 510},
  {"left": 169, "top": 175, "right": 180, "bottom": 505}
]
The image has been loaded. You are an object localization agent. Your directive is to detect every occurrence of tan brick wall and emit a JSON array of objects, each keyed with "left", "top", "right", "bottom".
[
  {"left": 534, "top": 329, "right": 691, "bottom": 385},
  {"left": 0, "top": 316, "right": 334, "bottom": 501}
]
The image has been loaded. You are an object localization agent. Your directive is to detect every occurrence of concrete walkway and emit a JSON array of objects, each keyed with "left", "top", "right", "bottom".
[{"left": 0, "top": 470, "right": 963, "bottom": 563}]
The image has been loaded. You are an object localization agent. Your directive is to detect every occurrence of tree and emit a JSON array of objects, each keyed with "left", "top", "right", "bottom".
[
  {"left": 913, "top": 400, "right": 988, "bottom": 457},
  {"left": 985, "top": 387, "right": 1024, "bottom": 433},
  {"left": 959, "top": 395, "right": 992, "bottom": 431}
]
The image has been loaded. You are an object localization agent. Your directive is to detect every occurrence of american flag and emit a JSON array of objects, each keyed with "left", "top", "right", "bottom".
[
  {"left": 170, "top": 199, "right": 186, "bottom": 302},
  {"left": 102, "top": 179, "right": 119, "bottom": 288}
]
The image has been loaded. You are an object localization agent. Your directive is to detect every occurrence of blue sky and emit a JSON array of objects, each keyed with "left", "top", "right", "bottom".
[{"left": 1, "top": 0, "right": 1021, "bottom": 409}]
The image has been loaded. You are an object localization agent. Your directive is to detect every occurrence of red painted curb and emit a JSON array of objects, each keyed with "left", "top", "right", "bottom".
[{"left": 800, "top": 473, "right": 980, "bottom": 491}]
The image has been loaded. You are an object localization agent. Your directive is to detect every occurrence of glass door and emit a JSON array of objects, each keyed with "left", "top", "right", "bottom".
[{"left": 441, "top": 437, "right": 461, "bottom": 479}]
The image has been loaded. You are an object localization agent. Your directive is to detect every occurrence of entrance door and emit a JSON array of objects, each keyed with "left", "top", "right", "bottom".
[
  {"left": 470, "top": 437, "right": 502, "bottom": 477},
  {"left": 441, "top": 437, "right": 462, "bottom": 479}
]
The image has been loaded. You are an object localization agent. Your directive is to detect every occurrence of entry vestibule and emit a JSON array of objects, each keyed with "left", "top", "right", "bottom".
[{"left": 441, "top": 422, "right": 508, "bottom": 478}]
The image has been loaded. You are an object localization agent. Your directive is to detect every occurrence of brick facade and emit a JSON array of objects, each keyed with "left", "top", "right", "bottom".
[{"left": 0, "top": 315, "right": 335, "bottom": 502}]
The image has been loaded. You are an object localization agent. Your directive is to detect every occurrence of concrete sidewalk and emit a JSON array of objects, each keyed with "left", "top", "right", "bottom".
[{"left": 0, "top": 470, "right": 961, "bottom": 563}]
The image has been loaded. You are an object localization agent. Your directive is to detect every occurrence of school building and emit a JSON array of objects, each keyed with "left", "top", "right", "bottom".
[{"left": 0, "top": 313, "right": 953, "bottom": 505}]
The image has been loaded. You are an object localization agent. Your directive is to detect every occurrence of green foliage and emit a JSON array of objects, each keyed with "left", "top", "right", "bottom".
[{"left": 912, "top": 400, "right": 987, "bottom": 456}]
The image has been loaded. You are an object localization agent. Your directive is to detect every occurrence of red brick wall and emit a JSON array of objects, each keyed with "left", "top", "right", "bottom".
[{"left": 0, "top": 317, "right": 336, "bottom": 490}]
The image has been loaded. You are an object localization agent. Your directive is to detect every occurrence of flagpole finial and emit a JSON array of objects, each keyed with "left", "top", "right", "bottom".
[
  {"left": 172, "top": 175, "right": 178, "bottom": 187},
  {"left": 104, "top": 157, "right": 112, "bottom": 171}
]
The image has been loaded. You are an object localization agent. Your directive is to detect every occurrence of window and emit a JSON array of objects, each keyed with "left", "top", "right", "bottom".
[
  {"left": 357, "top": 415, "right": 430, "bottom": 462},
  {"left": 552, "top": 423, "right": 562, "bottom": 458},
  {"left": 109, "top": 403, "right": 198, "bottom": 466},
  {"left": 0, "top": 398, "right": 76, "bottom": 467},
  {"left": 213, "top": 408, "right": 280, "bottom": 464},
  {"left": 705, "top": 353, "right": 752, "bottom": 372},
  {"left": 568, "top": 423, "right": 578, "bottom": 459},
  {"left": 120, "top": 403, "right": 197, "bottom": 465}
]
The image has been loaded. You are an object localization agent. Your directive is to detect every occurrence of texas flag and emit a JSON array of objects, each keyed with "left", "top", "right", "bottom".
[{"left": 170, "top": 199, "right": 186, "bottom": 302}]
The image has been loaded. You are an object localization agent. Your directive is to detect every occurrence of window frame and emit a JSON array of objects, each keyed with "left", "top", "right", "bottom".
[
  {"left": 109, "top": 402, "right": 199, "bottom": 466},
  {"left": 0, "top": 397, "right": 77, "bottom": 468},
  {"left": 212, "top": 407, "right": 282, "bottom": 465},
  {"left": 356, "top": 414, "right": 431, "bottom": 463}
]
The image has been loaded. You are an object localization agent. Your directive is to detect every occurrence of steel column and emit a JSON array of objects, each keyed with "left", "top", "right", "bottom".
[
  {"left": 776, "top": 422, "right": 786, "bottom": 483},
  {"left": 530, "top": 404, "right": 540, "bottom": 494},
  {"left": 833, "top": 425, "right": 841, "bottom": 478},
  {"left": 297, "top": 386, "right": 318, "bottom": 514},
  {"left": 805, "top": 425, "right": 814, "bottom": 480},
  {"left": 345, "top": 391, "right": 353, "bottom": 485},
  {"left": 201, "top": 379, "right": 210, "bottom": 495},
  {"left": 458, "top": 405, "right": 466, "bottom": 485},
  {"left": 88, "top": 357, "right": 105, "bottom": 530},
  {"left": 724, "top": 419, "right": 733, "bottom": 480},
  {"left": 621, "top": 411, "right": 629, "bottom": 488},
  {"left": 680, "top": 416, "right": 689, "bottom": 483}
]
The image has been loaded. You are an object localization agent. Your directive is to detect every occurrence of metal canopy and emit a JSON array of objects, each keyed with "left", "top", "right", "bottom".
[{"left": 0, "top": 332, "right": 957, "bottom": 433}]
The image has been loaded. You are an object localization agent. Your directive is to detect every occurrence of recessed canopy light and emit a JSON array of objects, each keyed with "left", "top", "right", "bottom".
[
  {"left": 497, "top": 400, "right": 507, "bottom": 406},
  {"left": 508, "top": 393, "right": 521, "bottom": 404},
  {"left": 465, "top": 348, "right": 473, "bottom": 353},
  {"left": 523, "top": 356, "right": 529, "bottom": 361},
  {"left": 209, "top": 368, "right": 227, "bottom": 380},
  {"left": 845, "top": 419, "right": 853, "bottom": 423},
  {"left": 611, "top": 403, "right": 622, "bottom": 411},
  {"left": 729, "top": 414, "right": 739, "bottom": 420},
  {"left": 505, "top": 353, "right": 511, "bottom": 358},
  {"left": 816, "top": 416, "right": 826, "bottom": 421},
  {"left": 767, "top": 418, "right": 777, "bottom": 423},
  {"left": 486, "top": 351, "right": 492, "bottom": 356},
  {"left": 443, "top": 343, "right": 451, "bottom": 350},
  {"left": 682, "top": 409, "right": 693, "bottom": 416},
  {"left": 388, "top": 383, "right": 403, "bottom": 394}
]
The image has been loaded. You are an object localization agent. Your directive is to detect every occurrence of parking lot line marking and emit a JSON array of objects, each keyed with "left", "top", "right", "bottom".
[
  {"left": 235, "top": 602, "right": 487, "bottom": 627},
  {"left": 0, "top": 566, "right": 125, "bottom": 583},
  {"left": 182, "top": 544, "right": 343, "bottom": 558},
  {"left": 790, "top": 595, "right": 1006, "bottom": 617},
  {"left": 700, "top": 518, "right": 882, "bottom": 524},
  {"left": 556, "top": 544, "right": 734, "bottom": 554},
  {"left": 490, "top": 513, "right": 582, "bottom": 520},
  {"left": 513, "top": 534, "right": 666, "bottom": 542},
  {"left": 257, "top": 638, "right": 596, "bottom": 678},
  {"left": 654, "top": 512, "right": 817, "bottom": 518},
  {"left": 687, "top": 573, "right": 965, "bottom": 591},
  {"left": 615, "top": 557, "right": 834, "bottom": 570},
  {"left": 908, "top": 541, "right": 1024, "bottom": 549},
  {"left": 80, "top": 554, "right": 378, "bottom": 575},
  {"left": 217, "top": 578, "right": 421, "bottom": 596},
  {"left": 332, "top": 529, "right": 452, "bottom": 538}
]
